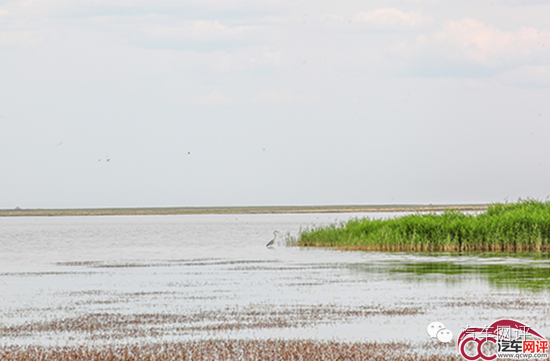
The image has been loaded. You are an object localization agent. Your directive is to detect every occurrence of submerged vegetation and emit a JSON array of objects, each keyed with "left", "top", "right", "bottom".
[
  {"left": 387, "top": 262, "right": 550, "bottom": 292},
  {"left": 294, "top": 200, "right": 550, "bottom": 252},
  {"left": 0, "top": 341, "right": 460, "bottom": 361}
]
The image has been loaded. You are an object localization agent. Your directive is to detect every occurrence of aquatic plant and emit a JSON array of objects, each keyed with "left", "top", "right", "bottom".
[
  {"left": 387, "top": 261, "right": 550, "bottom": 292},
  {"left": 294, "top": 200, "right": 550, "bottom": 252},
  {"left": 0, "top": 340, "right": 461, "bottom": 361}
]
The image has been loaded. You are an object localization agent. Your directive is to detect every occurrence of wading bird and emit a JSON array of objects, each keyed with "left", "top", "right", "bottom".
[{"left": 266, "top": 230, "right": 280, "bottom": 248}]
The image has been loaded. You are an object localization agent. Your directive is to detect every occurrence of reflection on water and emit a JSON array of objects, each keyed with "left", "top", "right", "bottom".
[
  {"left": 385, "top": 260, "right": 550, "bottom": 292},
  {"left": 0, "top": 213, "right": 549, "bottom": 353}
]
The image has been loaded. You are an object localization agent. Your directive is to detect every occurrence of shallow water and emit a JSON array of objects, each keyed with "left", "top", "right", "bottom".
[{"left": 1, "top": 213, "right": 549, "bottom": 352}]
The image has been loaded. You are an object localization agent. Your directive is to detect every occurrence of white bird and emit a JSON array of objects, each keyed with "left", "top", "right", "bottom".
[{"left": 266, "top": 230, "right": 280, "bottom": 248}]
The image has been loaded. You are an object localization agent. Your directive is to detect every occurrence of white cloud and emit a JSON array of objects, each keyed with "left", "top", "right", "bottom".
[
  {"left": 434, "top": 18, "right": 550, "bottom": 65},
  {"left": 320, "top": 14, "right": 345, "bottom": 23},
  {"left": 86, "top": 15, "right": 260, "bottom": 52},
  {"left": 191, "top": 46, "right": 283, "bottom": 72},
  {"left": 251, "top": 90, "right": 305, "bottom": 104},
  {"left": 498, "top": 65, "right": 550, "bottom": 87},
  {"left": 190, "top": 89, "right": 232, "bottom": 106},
  {"left": 391, "top": 17, "right": 550, "bottom": 80},
  {"left": 143, "top": 20, "right": 254, "bottom": 42},
  {"left": 249, "top": 47, "right": 281, "bottom": 65},
  {"left": 85, "top": 0, "right": 285, "bottom": 10},
  {"left": 0, "top": 30, "right": 41, "bottom": 48},
  {"left": 352, "top": 8, "right": 432, "bottom": 29},
  {"left": 6, "top": 0, "right": 289, "bottom": 19}
]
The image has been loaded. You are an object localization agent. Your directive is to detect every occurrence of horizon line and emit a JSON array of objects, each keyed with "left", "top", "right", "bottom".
[{"left": 0, "top": 203, "right": 490, "bottom": 217}]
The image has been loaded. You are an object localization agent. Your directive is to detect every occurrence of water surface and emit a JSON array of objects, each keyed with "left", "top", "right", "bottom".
[{"left": 1, "top": 213, "right": 549, "bottom": 352}]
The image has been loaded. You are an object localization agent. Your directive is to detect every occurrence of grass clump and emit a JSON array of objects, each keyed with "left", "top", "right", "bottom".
[{"left": 294, "top": 200, "right": 550, "bottom": 252}]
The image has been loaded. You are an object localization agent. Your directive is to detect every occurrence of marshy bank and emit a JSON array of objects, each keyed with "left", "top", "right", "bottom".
[
  {"left": 0, "top": 341, "right": 461, "bottom": 361},
  {"left": 293, "top": 200, "right": 550, "bottom": 252},
  {"left": 0, "top": 204, "right": 487, "bottom": 217}
]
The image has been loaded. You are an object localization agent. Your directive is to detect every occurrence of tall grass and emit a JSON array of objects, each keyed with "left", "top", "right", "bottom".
[{"left": 294, "top": 200, "right": 550, "bottom": 252}]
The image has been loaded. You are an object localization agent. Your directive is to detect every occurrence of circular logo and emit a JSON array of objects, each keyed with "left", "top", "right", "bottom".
[{"left": 459, "top": 337, "right": 497, "bottom": 361}]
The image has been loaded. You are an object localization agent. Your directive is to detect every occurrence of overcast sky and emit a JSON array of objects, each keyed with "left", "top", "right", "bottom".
[{"left": 1, "top": 0, "right": 550, "bottom": 209}]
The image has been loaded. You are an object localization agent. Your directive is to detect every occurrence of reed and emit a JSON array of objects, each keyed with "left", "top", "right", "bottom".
[{"left": 293, "top": 200, "right": 550, "bottom": 252}]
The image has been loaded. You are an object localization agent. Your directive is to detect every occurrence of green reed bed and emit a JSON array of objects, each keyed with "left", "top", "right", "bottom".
[{"left": 294, "top": 200, "right": 550, "bottom": 252}]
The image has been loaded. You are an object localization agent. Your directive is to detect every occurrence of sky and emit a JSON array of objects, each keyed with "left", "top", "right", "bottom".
[{"left": 1, "top": 0, "right": 550, "bottom": 209}]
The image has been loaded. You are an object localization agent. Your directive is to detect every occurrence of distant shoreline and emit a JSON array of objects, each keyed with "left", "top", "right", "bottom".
[{"left": 0, "top": 204, "right": 488, "bottom": 217}]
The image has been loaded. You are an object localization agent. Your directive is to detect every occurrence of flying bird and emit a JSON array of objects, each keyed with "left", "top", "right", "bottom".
[{"left": 266, "top": 230, "right": 280, "bottom": 248}]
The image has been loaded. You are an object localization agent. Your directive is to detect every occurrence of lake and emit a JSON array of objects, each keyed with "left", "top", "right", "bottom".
[{"left": 1, "top": 212, "right": 549, "bottom": 357}]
